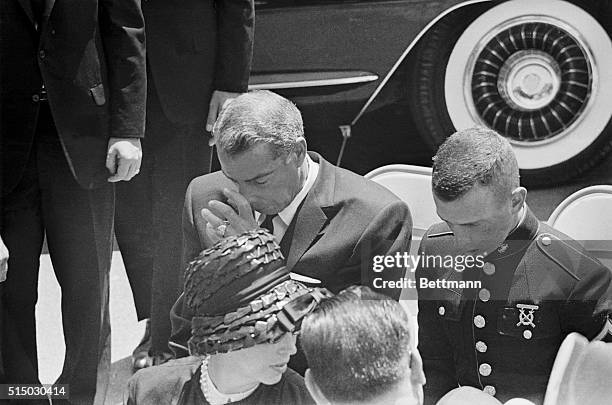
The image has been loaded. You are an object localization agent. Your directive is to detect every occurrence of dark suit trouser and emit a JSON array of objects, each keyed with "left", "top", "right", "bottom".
[
  {"left": 0, "top": 104, "right": 113, "bottom": 405},
  {"left": 115, "top": 78, "right": 212, "bottom": 353}
]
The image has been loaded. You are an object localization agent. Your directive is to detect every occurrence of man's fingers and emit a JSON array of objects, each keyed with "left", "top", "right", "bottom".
[
  {"left": 208, "top": 200, "right": 241, "bottom": 224},
  {"left": 106, "top": 138, "right": 142, "bottom": 181},
  {"left": 106, "top": 150, "right": 117, "bottom": 174},
  {"left": 126, "top": 161, "right": 140, "bottom": 181},
  {"left": 206, "top": 100, "right": 218, "bottom": 133},
  {"left": 201, "top": 208, "right": 225, "bottom": 228},
  {"left": 108, "top": 159, "right": 130, "bottom": 182},
  {"left": 205, "top": 222, "right": 222, "bottom": 243},
  {"left": 222, "top": 188, "right": 253, "bottom": 220},
  {"left": 204, "top": 212, "right": 236, "bottom": 240}
]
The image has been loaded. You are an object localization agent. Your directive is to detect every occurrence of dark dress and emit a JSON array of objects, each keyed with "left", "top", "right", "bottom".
[{"left": 126, "top": 356, "right": 315, "bottom": 405}]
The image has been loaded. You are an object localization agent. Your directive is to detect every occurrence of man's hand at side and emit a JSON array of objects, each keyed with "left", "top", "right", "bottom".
[
  {"left": 206, "top": 90, "right": 241, "bottom": 133},
  {"left": 107, "top": 137, "right": 143, "bottom": 182},
  {"left": 0, "top": 235, "right": 9, "bottom": 282}
]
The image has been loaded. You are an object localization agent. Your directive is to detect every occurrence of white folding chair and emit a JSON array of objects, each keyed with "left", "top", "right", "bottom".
[
  {"left": 543, "top": 332, "right": 612, "bottom": 405},
  {"left": 365, "top": 164, "right": 439, "bottom": 250},
  {"left": 547, "top": 185, "right": 612, "bottom": 270},
  {"left": 365, "top": 164, "right": 440, "bottom": 343}
]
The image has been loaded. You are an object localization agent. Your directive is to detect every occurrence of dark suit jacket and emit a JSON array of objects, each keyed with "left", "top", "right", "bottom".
[
  {"left": 0, "top": 0, "right": 146, "bottom": 192},
  {"left": 143, "top": 0, "right": 254, "bottom": 125},
  {"left": 169, "top": 152, "right": 413, "bottom": 356}
]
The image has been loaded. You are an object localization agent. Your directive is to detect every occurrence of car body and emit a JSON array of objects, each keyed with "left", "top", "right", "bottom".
[{"left": 249, "top": 0, "right": 612, "bottom": 185}]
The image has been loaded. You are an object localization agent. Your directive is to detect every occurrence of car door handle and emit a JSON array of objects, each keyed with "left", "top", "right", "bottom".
[{"left": 254, "top": 0, "right": 268, "bottom": 6}]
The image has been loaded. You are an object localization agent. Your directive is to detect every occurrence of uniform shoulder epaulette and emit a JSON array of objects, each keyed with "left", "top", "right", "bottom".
[{"left": 536, "top": 232, "right": 602, "bottom": 281}]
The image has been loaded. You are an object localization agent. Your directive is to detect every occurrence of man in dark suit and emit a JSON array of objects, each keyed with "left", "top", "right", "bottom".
[
  {"left": 169, "top": 91, "right": 412, "bottom": 374},
  {"left": 114, "top": 0, "right": 254, "bottom": 368},
  {"left": 0, "top": 0, "right": 145, "bottom": 403},
  {"left": 416, "top": 127, "right": 612, "bottom": 405}
]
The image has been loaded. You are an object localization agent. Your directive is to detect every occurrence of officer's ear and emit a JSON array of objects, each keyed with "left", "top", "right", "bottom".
[{"left": 510, "top": 187, "right": 527, "bottom": 213}]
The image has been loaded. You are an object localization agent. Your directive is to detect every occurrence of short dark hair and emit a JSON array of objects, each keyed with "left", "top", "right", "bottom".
[
  {"left": 301, "top": 286, "right": 411, "bottom": 404},
  {"left": 213, "top": 90, "right": 304, "bottom": 158},
  {"left": 432, "top": 126, "right": 519, "bottom": 202}
]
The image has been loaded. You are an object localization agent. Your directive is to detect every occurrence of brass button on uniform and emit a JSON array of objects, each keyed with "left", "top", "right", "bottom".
[
  {"left": 39, "top": 50, "right": 46, "bottom": 59},
  {"left": 478, "top": 288, "right": 491, "bottom": 302},
  {"left": 523, "top": 330, "right": 533, "bottom": 340},
  {"left": 474, "top": 315, "right": 486, "bottom": 328},
  {"left": 438, "top": 306, "right": 445, "bottom": 316},
  {"left": 483, "top": 262, "right": 495, "bottom": 275},
  {"left": 479, "top": 363, "right": 492, "bottom": 376},
  {"left": 476, "top": 341, "right": 488, "bottom": 353},
  {"left": 541, "top": 236, "right": 552, "bottom": 246},
  {"left": 483, "top": 385, "right": 496, "bottom": 396}
]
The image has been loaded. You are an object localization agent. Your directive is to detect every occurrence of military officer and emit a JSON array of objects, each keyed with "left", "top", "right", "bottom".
[{"left": 416, "top": 127, "right": 612, "bottom": 405}]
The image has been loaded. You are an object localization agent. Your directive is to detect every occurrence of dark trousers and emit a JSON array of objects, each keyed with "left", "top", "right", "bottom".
[
  {"left": 0, "top": 104, "right": 113, "bottom": 405},
  {"left": 115, "top": 79, "right": 212, "bottom": 353}
]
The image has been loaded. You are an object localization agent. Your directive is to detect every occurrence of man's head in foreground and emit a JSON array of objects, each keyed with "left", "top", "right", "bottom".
[
  {"left": 212, "top": 90, "right": 308, "bottom": 215},
  {"left": 301, "top": 285, "right": 425, "bottom": 405},
  {"left": 432, "top": 126, "right": 527, "bottom": 256},
  {"left": 184, "top": 229, "right": 329, "bottom": 391}
]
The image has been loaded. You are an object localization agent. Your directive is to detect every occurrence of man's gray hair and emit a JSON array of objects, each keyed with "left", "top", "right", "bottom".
[{"left": 212, "top": 90, "right": 304, "bottom": 158}]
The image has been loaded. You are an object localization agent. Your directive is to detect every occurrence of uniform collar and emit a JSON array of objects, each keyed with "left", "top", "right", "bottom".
[{"left": 485, "top": 204, "right": 540, "bottom": 261}]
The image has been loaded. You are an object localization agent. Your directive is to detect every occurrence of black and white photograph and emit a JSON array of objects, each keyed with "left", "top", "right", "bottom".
[{"left": 1, "top": 0, "right": 611, "bottom": 404}]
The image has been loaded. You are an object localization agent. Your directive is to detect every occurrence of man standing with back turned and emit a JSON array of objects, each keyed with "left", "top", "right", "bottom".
[
  {"left": 115, "top": 0, "right": 255, "bottom": 369},
  {"left": 0, "top": 0, "right": 145, "bottom": 403}
]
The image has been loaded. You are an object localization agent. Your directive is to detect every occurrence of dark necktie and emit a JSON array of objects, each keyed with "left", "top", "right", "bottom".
[{"left": 260, "top": 214, "right": 276, "bottom": 234}]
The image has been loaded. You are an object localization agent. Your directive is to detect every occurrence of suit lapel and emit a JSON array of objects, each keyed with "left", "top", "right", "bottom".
[
  {"left": 17, "top": 0, "right": 36, "bottom": 27},
  {"left": 285, "top": 153, "right": 335, "bottom": 270},
  {"left": 285, "top": 196, "right": 327, "bottom": 270},
  {"left": 45, "top": 0, "right": 55, "bottom": 19},
  {"left": 39, "top": 0, "right": 55, "bottom": 34},
  {"left": 16, "top": 0, "right": 55, "bottom": 30}
]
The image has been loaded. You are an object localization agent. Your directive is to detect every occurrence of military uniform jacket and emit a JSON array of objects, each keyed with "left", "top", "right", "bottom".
[{"left": 416, "top": 207, "right": 612, "bottom": 405}]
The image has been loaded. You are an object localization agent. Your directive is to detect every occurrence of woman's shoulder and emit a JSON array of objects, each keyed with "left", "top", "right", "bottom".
[
  {"left": 249, "top": 369, "right": 315, "bottom": 405},
  {"left": 126, "top": 356, "right": 202, "bottom": 404}
]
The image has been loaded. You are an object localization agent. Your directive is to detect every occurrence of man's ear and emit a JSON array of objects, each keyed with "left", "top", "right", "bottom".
[
  {"left": 510, "top": 187, "right": 527, "bottom": 213},
  {"left": 289, "top": 137, "right": 307, "bottom": 166},
  {"left": 305, "top": 369, "right": 330, "bottom": 405}
]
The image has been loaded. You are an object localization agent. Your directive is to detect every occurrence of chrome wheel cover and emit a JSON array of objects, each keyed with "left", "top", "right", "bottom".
[{"left": 445, "top": 0, "right": 612, "bottom": 170}]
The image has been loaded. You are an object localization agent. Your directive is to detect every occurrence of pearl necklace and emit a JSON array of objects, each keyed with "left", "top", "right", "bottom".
[
  {"left": 199, "top": 356, "right": 258, "bottom": 405},
  {"left": 200, "top": 356, "right": 215, "bottom": 404}
]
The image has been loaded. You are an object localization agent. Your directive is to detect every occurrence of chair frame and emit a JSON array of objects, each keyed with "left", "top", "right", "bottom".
[{"left": 547, "top": 185, "right": 612, "bottom": 226}]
